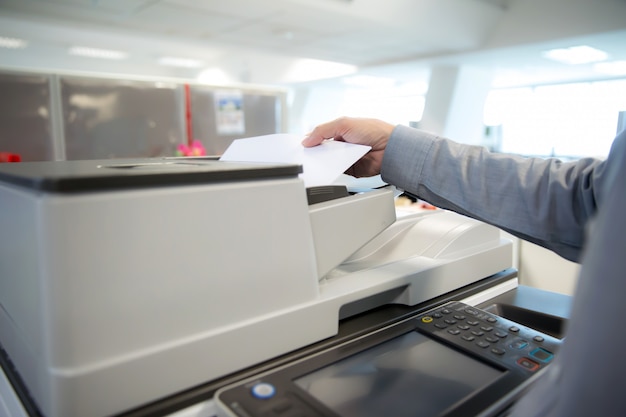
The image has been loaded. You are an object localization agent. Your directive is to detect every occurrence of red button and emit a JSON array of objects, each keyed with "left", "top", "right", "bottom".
[{"left": 517, "top": 357, "right": 540, "bottom": 372}]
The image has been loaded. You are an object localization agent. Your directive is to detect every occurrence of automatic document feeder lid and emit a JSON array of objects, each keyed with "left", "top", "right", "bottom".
[{"left": 0, "top": 157, "right": 302, "bottom": 193}]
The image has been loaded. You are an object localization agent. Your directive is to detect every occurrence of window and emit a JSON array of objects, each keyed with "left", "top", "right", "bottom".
[{"left": 484, "top": 79, "right": 626, "bottom": 159}]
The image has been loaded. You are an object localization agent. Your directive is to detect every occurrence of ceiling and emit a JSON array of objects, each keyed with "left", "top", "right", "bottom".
[{"left": 0, "top": 0, "right": 626, "bottom": 88}]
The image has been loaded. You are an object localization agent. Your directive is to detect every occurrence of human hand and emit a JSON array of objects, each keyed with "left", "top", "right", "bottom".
[{"left": 302, "top": 117, "right": 394, "bottom": 177}]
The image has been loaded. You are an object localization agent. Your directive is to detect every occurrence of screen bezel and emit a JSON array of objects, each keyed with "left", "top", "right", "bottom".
[{"left": 217, "top": 317, "right": 543, "bottom": 417}]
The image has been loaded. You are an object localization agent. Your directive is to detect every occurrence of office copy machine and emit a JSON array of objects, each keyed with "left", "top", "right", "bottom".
[{"left": 0, "top": 158, "right": 516, "bottom": 417}]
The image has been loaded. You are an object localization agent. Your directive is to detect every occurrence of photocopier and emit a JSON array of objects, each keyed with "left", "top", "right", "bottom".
[{"left": 0, "top": 158, "right": 569, "bottom": 417}]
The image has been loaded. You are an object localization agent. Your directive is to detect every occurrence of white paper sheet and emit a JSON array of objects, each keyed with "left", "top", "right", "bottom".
[{"left": 219, "top": 134, "right": 371, "bottom": 187}]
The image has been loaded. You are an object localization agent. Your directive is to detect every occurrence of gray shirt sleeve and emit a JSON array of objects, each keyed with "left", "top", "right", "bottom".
[
  {"left": 382, "top": 125, "right": 626, "bottom": 416},
  {"left": 381, "top": 124, "right": 608, "bottom": 262}
]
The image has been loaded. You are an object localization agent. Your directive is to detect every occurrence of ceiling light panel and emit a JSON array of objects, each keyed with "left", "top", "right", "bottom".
[
  {"left": 0, "top": 36, "right": 28, "bottom": 49},
  {"left": 542, "top": 45, "right": 609, "bottom": 65},
  {"left": 68, "top": 46, "right": 128, "bottom": 60},
  {"left": 158, "top": 56, "right": 204, "bottom": 68}
]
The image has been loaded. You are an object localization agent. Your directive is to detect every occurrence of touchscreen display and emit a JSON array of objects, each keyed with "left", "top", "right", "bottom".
[{"left": 295, "top": 331, "right": 504, "bottom": 417}]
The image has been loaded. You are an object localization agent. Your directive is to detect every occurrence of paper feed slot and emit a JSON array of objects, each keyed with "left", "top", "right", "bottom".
[{"left": 309, "top": 187, "right": 396, "bottom": 279}]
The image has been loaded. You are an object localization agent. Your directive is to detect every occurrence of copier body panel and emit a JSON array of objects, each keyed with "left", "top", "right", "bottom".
[{"left": 0, "top": 158, "right": 513, "bottom": 417}]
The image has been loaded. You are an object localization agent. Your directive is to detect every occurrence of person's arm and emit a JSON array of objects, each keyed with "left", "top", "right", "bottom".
[
  {"left": 382, "top": 125, "right": 607, "bottom": 262},
  {"left": 508, "top": 128, "right": 626, "bottom": 417}
]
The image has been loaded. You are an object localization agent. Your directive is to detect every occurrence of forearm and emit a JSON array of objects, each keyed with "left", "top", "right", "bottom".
[{"left": 381, "top": 125, "right": 603, "bottom": 262}]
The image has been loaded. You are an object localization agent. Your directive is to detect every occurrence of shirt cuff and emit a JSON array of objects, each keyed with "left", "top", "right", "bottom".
[{"left": 381, "top": 124, "right": 438, "bottom": 193}]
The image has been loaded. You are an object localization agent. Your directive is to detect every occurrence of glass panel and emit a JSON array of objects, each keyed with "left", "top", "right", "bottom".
[
  {"left": 484, "top": 78, "right": 626, "bottom": 159},
  {"left": 190, "top": 86, "right": 282, "bottom": 156},
  {"left": 0, "top": 72, "right": 53, "bottom": 162},
  {"left": 61, "top": 77, "right": 185, "bottom": 160}
]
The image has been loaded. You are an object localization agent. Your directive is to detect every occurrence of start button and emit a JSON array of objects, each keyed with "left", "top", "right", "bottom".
[{"left": 251, "top": 382, "right": 276, "bottom": 399}]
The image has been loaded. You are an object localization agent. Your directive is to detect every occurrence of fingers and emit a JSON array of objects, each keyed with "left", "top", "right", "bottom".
[
  {"left": 301, "top": 133, "right": 325, "bottom": 147},
  {"left": 302, "top": 117, "right": 394, "bottom": 152},
  {"left": 301, "top": 117, "right": 351, "bottom": 147}
]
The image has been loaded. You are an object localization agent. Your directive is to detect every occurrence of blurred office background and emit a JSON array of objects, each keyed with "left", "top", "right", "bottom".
[{"left": 1, "top": 0, "right": 625, "bottom": 295}]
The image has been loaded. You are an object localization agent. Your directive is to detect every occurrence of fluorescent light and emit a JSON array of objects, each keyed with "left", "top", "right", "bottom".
[
  {"left": 196, "top": 67, "right": 232, "bottom": 85},
  {"left": 68, "top": 46, "right": 128, "bottom": 60},
  {"left": 342, "top": 75, "right": 396, "bottom": 88},
  {"left": 158, "top": 56, "right": 204, "bottom": 68},
  {"left": 542, "top": 45, "right": 608, "bottom": 65},
  {"left": 593, "top": 60, "right": 626, "bottom": 76},
  {"left": 0, "top": 36, "right": 28, "bottom": 49},
  {"left": 284, "top": 59, "right": 357, "bottom": 83}
]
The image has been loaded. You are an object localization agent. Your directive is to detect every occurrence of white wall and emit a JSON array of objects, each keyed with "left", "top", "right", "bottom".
[
  {"left": 501, "top": 231, "right": 579, "bottom": 296},
  {"left": 518, "top": 240, "right": 580, "bottom": 296}
]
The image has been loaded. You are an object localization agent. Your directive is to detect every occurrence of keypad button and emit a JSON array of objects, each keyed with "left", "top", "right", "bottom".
[
  {"left": 485, "top": 336, "right": 499, "bottom": 343},
  {"left": 476, "top": 341, "right": 490, "bottom": 348},
  {"left": 432, "top": 312, "right": 443, "bottom": 319},
  {"left": 510, "top": 339, "right": 529, "bottom": 350},
  {"left": 453, "top": 314, "right": 466, "bottom": 320},
  {"left": 457, "top": 325, "right": 470, "bottom": 330},
  {"left": 480, "top": 326, "right": 493, "bottom": 332},
  {"left": 467, "top": 320, "right": 480, "bottom": 326},
  {"left": 462, "top": 335, "right": 475, "bottom": 342},
  {"left": 495, "top": 330, "right": 508, "bottom": 338},
  {"left": 491, "top": 347, "right": 506, "bottom": 355},
  {"left": 486, "top": 317, "right": 498, "bottom": 323},
  {"left": 448, "top": 329, "right": 461, "bottom": 335},
  {"left": 471, "top": 330, "right": 485, "bottom": 337},
  {"left": 444, "top": 319, "right": 457, "bottom": 325},
  {"left": 509, "top": 326, "right": 520, "bottom": 333},
  {"left": 533, "top": 335, "right": 545, "bottom": 343},
  {"left": 435, "top": 323, "right": 448, "bottom": 329},
  {"left": 441, "top": 308, "right": 452, "bottom": 314},
  {"left": 464, "top": 307, "right": 479, "bottom": 315}
]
